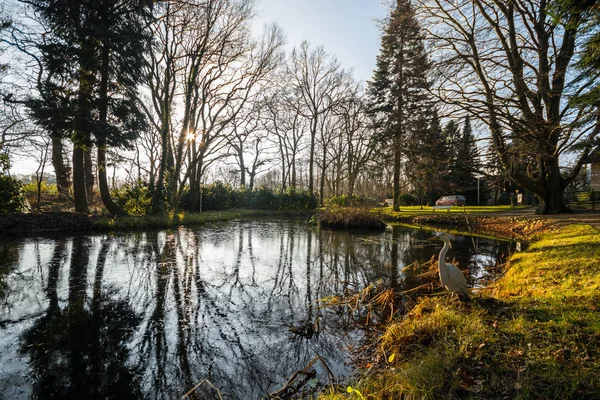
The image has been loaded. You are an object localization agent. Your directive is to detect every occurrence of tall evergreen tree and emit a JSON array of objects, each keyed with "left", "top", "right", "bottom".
[
  {"left": 452, "top": 116, "right": 480, "bottom": 204},
  {"left": 25, "top": 0, "right": 151, "bottom": 214},
  {"left": 367, "top": 0, "right": 431, "bottom": 211},
  {"left": 405, "top": 110, "right": 450, "bottom": 205}
]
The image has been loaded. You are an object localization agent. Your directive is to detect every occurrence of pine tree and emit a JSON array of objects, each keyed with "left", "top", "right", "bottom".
[
  {"left": 26, "top": 0, "right": 151, "bottom": 214},
  {"left": 405, "top": 110, "right": 450, "bottom": 205},
  {"left": 453, "top": 116, "right": 480, "bottom": 204},
  {"left": 367, "top": 0, "right": 431, "bottom": 211}
]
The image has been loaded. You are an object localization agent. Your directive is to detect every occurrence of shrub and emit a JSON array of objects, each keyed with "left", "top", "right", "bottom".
[
  {"left": 247, "top": 186, "right": 277, "bottom": 210},
  {"left": 279, "top": 188, "right": 318, "bottom": 210},
  {"left": 0, "top": 155, "right": 26, "bottom": 214},
  {"left": 398, "top": 193, "right": 416, "bottom": 206},
  {"left": 112, "top": 181, "right": 152, "bottom": 216},
  {"left": 201, "top": 181, "right": 232, "bottom": 211},
  {"left": 179, "top": 183, "right": 317, "bottom": 212},
  {"left": 22, "top": 181, "right": 58, "bottom": 196}
]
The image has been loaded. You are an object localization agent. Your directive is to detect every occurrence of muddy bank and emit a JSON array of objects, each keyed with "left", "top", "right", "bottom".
[
  {"left": 0, "top": 212, "right": 96, "bottom": 236},
  {"left": 383, "top": 213, "right": 557, "bottom": 241},
  {"left": 0, "top": 210, "right": 558, "bottom": 240}
]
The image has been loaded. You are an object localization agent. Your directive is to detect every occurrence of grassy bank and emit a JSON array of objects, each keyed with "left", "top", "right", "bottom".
[
  {"left": 0, "top": 209, "right": 314, "bottom": 236},
  {"left": 320, "top": 223, "right": 600, "bottom": 399},
  {"left": 91, "top": 209, "right": 294, "bottom": 231}
]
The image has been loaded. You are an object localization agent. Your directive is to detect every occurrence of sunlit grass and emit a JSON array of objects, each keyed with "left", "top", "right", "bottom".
[
  {"left": 373, "top": 205, "right": 529, "bottom": 217},
  {"left": 319, "top": 223, "right": 600, "bottom": 399}
]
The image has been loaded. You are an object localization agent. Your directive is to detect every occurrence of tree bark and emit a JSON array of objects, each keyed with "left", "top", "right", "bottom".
[
  {"left": 84, "top": 141, "right": 94, "bottom": 200},
  {"left": 98, "top": 143, "right": 125, "bottom": 215},
  {"left": 97, "top": 40, "right": 125, "bottom": 215},
  {"left": 50, "top": 131, "right": 72, "bottom": 200},
  {"left": 72, "top": 144, "right": 88, "bottom": 213}
]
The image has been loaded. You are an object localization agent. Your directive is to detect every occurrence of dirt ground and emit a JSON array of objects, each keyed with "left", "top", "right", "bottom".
[{"left": 479, "top": 207, "right": 600, "bottom": 229}]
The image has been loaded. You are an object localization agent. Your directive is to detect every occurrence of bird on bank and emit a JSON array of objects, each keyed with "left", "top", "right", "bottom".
[{"left": 427, "top": 232, "right": 470, "bottom": 300}]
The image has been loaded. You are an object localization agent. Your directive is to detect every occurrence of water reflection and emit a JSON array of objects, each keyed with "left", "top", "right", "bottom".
[{"left": 0, "top": 220, "right": 515, "bottom": 399}]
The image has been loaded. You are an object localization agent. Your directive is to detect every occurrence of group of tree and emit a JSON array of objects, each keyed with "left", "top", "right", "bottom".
[{"left": 0, "top": 0, "right": 598, "bottom": 215}]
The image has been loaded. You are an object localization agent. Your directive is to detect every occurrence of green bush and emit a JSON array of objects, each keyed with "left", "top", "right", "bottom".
[
  {"left": 399, "top": 194, "right": 416, "bottom": 206},
  {"left": 180, "top": 184, "right": 317, "bottom": 212},
  {"left": 201, "top": 181, "right": 232, "bottom": 211},
  {"left": 112, "top": 181, "right": 152, "bottom": 216},
  {"left": 0, "top": 155, "right": 26, "bottom": 214},
  {"left": 247, "top": 186, "right": 277, "bottom": 209},
  {"left": 279, "top": 188, "right": 318, "bottom": 210},
  {"left": 0, "top": 175, "right": 25, "bottom": 214}
]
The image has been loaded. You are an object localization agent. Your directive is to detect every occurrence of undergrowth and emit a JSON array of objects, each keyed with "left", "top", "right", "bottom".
[
  {"left": 318, "top": 207, "right": 386, "bottom": 231},
  {"left": 319, "top": 223, "right": 600, "bottom": 399}
]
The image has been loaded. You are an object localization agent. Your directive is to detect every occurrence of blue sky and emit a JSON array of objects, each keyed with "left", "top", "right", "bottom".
[{"left": 253, "top": 0, "right": 390, "bottom": 83}]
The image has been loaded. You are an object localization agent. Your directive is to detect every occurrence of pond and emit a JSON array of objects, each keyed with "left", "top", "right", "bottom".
[{"left": 0, "top": 219, "right": 517, "bottom": 399}]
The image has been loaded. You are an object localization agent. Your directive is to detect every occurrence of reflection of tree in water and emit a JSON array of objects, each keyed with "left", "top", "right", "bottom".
[
  {"left": 127, "top": 222, "right": 358, "bottom": 399},
  {"left": 21, "top": 237, "right": 143, "bottom": 399},
  {"left": 0, "top": 241, "right": 22, "bottom": 299},
  {"left": 2, "top": 221, "right": 515, "bottom": 400}
]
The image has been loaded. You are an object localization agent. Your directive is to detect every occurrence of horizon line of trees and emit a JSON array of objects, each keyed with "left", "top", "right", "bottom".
[{"left": 1, "top": 0, "right": 598, "bottom": 215}]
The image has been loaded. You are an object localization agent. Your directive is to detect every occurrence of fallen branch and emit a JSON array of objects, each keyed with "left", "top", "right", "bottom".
[{"left": 181, "top": 378, "right": 223, "bottom": 400}]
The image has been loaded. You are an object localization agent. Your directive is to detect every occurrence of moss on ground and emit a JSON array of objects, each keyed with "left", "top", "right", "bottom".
[{"left": 320, "top": 223, "right": 600, "bottom": 400}]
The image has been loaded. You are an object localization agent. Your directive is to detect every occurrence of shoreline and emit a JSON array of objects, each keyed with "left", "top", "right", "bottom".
[{"left": 0, "top": 208, "right": 587, "bottom": 242}]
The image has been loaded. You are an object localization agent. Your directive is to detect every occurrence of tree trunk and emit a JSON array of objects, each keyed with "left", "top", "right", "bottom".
[
  {"left": 319, "top": 150, "right": 327, "bottom": 206},
  {"left": 392, "top": 134, "right": 401, "bottom": 212},
  {"left": 308, "top": 115, "right": 317, "bottom": 193},
  {"left": 533, "top": 161, "right": 569, "bottom": 214},
  {"left": 51, "top": 131, "right": 71, "bottom": 200},
  {"left": 72, "top": 144, "right": 89, "bottom": 213},
  {"left": 98, "top": 143, "right": 125, "bottom": 215},
  {"left": 84, "top": 143, "right": 94, "bottom": 200},
  {"left": 96, "top": 40, "right": 125, "bottom": 216}
]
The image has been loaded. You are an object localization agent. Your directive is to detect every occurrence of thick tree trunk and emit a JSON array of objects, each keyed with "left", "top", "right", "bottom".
[
  {"left": 151, "top": 125, "right": 170, "bottom": 214},
  {"left": 96, "top": 40, "right": 125, "bottom": 216},
  {"left": 84, "top": 145, "right": 94, "bottom": 200},
  {"left": 98, "top": 143, "right": 125, "bottom": 215},
  {"left": 51, "top": 132, "right": 72, "bottom": 200},
  {"left": 533, "top": 163, "right": 569, "bottom": 215},
  {"left": 72, "top": 145, "right": 89, "bottom": 213},
  {"left": 392, "top": 135, "right": 401, "bottom": 212}
]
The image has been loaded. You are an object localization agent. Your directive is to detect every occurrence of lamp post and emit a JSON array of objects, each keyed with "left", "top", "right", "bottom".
[{"left": 474, "top": 174, "right": 483, "bottom": 205}]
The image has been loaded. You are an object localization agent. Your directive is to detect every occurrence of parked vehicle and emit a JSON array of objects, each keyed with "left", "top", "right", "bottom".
[{"left": 435, "top": 195, "right": 466, "bottom": 206}]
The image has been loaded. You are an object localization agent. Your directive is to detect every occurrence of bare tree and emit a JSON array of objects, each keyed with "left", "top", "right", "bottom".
[
  {"left": 143, "top": 0, "right": 284, "bottom": 212},
  {"left": 338, "top": 87, "right": 376, "bottom": 197},
  {"left": 417, "top": 0, "right": 600, "bottom": 214},
  {"left": 261, "top": 82, "right": 308, "bottom": 192},
  {"left": 287, "top": 41, "right": 352, "bottom": 195}
]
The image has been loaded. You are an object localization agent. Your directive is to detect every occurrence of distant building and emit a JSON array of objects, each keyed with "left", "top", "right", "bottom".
[
  {"left": 583, "top": 146, "right": 600, "bottom": 191},
  {"left": 29, "top": 172, "right": 56, "bottom": 184}
]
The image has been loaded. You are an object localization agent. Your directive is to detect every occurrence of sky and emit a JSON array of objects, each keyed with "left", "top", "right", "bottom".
[{"left": 252, "top": 0, "right": 390, "bottom": 83}]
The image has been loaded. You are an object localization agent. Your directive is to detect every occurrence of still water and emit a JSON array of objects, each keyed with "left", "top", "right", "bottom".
[{"left": 0, "top": 219, "right": 515, "bottom": 399}]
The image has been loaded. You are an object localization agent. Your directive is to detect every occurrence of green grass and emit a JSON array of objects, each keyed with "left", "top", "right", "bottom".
[{"left": 319, "top": 223, "right": 600, "bottom": 399}]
